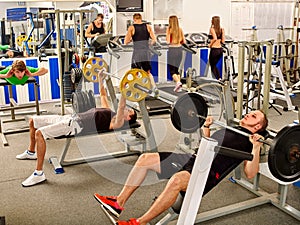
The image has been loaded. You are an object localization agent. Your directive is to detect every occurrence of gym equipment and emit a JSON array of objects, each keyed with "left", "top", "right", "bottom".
[
  {"left": 0, "top": 77, "right": 40, "bottom": 146},
  {"left": 82, "top": 57, "right": 109, "bottom": 83},
  {"left": 72, "top": 90, "right": 96, "bottom": 113},
  {"left": 120, "top": 68, "right": 152, "bottom": 102},
  {"left": 170, "top": 92, "right": 300, "bottom": 183}
]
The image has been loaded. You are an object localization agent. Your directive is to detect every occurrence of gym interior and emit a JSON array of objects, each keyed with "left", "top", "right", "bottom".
[{"left": 0, "top": 0, "right": 299, "bottom": 224}]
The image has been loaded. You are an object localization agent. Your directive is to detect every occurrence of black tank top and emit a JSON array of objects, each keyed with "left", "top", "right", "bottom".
[
  {"left": 132, "top": 23, "right": 150, "bottom": 51},
  {"left": 77, "top": 108, "right": 116, "bottom": 133},
  {"left": 91, "top": 21, "right": 105, "bottom": 40},
  {"left": 208, "top": 29, "right": 222, "bottom": 40}
]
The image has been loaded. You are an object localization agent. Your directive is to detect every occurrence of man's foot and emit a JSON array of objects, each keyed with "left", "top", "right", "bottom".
[
  {"left": 173, "top": 82, "right": 182, "bottom": 93},
  {"left": 22, "top": 171, "right": 46, "bottom": 187},
  {"left": 94, "top": 194, "right": 124, "bottom": 218},
  {"left": 16, "top": 150, "right": 37, "bottom": 160},
  {"left": 117, "top": 218, "right": 140, "bottom": 225}
]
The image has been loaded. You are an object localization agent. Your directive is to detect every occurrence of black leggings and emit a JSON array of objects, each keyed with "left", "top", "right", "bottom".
[{"left": 209, "top": 48, "right": 223, "bottom": 80}]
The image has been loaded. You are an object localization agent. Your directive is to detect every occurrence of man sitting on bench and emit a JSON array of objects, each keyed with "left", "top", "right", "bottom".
[
  {"left": 16, "top": 72, "right": 137, "bottom": 187},
  {"left": 94, "top": 110, "right": 268, "bottom": 225}
]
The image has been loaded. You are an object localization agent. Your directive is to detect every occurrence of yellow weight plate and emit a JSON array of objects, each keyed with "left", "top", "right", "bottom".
[
  {"left": 16, "top": 35, "right": 26, "bottom": 46},
  {"left": 82, "top": 57, "right": 108, "bottom": 82},
  {"left": 120, "top": 68, "right": 151, "bottom": 102}
]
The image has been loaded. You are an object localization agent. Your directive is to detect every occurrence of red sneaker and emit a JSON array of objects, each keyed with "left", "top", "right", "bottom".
[
  {"left": 94, "top": 193, "right": 124, "bottom": 217},
  {"left": 117, "top": 218, "right": 140, "bottom": 225}
]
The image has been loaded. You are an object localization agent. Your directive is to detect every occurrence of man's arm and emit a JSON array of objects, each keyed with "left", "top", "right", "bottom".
[
  {"left": 85, "top": 23, "right": 98, "bottom": 38},
  {"left": 110, "top": 96, "right": 126, "bottom": 130},
  {"left": 98, "top": 71, "right": 110, "bottom": 109},
  {"left": 27, "top": 67, "right": 48, "bottom": 77},
  {"left": 124, "top": 26, "right": 134, "bottom": 45},
  {"left": 147, "top": 24, "right": 157, "bottom": 45},
  {"left": 243, "top": 134, "right": 263, "bottom": 179}
]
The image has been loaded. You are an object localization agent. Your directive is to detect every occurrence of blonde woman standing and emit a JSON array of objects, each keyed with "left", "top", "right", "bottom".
[
  {"left": 166, "top": 15, "right": 186, "bottom": 92},
  {"left": 208, "top": 16, "right": 225, "bottom": 80}
]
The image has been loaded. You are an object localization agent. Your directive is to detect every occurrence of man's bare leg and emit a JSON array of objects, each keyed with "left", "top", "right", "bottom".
[
  {"left": 35, "top": 130, "right": 47, "bottom": 171},
  {"left": 117, "top": 153, "right": 161, "bottom": 207},
  {"left": 136, "top": 171, "right": 190, "bottom": 225},
  {"left": 28, "top": 118, "right": 37, "bottom": 152}
]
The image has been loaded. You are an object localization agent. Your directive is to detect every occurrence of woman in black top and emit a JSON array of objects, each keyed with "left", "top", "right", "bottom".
[{"left": 208, "top": 16, "right": 225, "bottom": 80}]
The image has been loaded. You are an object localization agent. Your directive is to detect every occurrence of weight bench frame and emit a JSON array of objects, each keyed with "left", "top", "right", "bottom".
[
  {"left": 49, "top": 122, "right": 147, "bottom": 173},
  {"left": 0, "top": 77, "right": 40, "bottom": 146}
]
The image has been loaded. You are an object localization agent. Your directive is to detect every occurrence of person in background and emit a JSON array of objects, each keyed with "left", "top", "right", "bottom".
[
  {"left": 166, "top": 15, "right": 186, "bottom": 92},
  {"left": 85, "top": 13, "right": 105, "bottom": 39},
  {"left": 0, "top": 60, "right": 48, "bottom": 85},
  {"left": 208, "top": 16, "right": 225, "bottom": 80},
  {"left": 124, "top": 13, "right": 158, "bottom": 96}
]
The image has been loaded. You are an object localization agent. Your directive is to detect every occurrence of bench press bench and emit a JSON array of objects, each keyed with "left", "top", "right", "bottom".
[
  {"left": 49, "top": 121, "right": 146, "bottom": 174},
  {"left": 0, "top": 77, "right": 40, "bottom": 146}
]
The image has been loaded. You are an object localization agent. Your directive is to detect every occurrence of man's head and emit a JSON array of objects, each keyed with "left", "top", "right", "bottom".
[
  {"left": 239, "top": 110, "right": 268, "bottom": 134},
  {"left": 94, "top": 13, "right": 104, "bottom": 25},
  {"left": 133, "top": 13, "right": 142, "bottom": 21},
  {"left": 11, "top": 60, "right": 26, "bottom": 79},
  {"left": 124, "top": 107, "right": 137, "bottom": 125}
]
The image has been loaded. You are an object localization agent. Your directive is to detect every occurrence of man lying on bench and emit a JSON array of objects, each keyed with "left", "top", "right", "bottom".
[
  {"left": 94, "top": 110, "right": 268, "bottom": 225},
  {"left": 16, "top": 71, "right": 137, "bottom": 187}
]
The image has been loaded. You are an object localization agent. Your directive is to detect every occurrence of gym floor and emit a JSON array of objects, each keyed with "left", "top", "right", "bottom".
[{"left": 0, "top": 98, "right": 299, "bottom": 225}]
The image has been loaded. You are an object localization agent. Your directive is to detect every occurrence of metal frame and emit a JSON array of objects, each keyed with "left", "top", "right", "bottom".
[{"left": 0, "top": 78, "right": 40, "bottom": 146}]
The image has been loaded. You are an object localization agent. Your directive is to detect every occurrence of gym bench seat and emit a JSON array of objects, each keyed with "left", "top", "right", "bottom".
[
  {"left": 0, "top": 77, "right": 40, "bottom": 146},
  {"left": 49, "top": 121, "right": 146, "bottom": 173}
]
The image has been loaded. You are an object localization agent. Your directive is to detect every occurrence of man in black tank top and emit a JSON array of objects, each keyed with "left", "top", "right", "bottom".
[
  {"left": 17, "top": 71, "right": 137, "bottom": 187},
  {"left": 124, "top": 13, "right": 159, "bottom": 97},
  {"left": 85, "top": 13, "right": 106, "bottom": 51}
]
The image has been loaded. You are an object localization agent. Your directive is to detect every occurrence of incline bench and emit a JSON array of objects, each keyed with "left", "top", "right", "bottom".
[{"left": 49, "top": 121, "right": 146, "bottom": 174}]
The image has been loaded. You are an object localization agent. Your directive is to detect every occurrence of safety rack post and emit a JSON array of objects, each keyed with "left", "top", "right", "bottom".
[
  {"left": 236, "top": 40, "right": 273, "bottom": 119},
  {"left": 40, "top": 9, "right": 93, "bottom": 115}
]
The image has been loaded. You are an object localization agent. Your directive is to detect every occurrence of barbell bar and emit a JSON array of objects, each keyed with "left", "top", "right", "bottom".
[{"left": 171, "top": 92, "right": 300, "bottom": 182}]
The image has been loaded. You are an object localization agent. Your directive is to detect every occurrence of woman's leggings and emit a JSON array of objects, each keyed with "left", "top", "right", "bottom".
[{"left": 209, "top": 47, "right": 223, "bottom": 80}]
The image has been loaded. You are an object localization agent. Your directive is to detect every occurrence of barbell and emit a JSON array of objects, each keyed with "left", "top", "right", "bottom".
[
  {"left": 74, "top": 56, "right": 153, "bottom": 102},
  {"left": 170, "top": 92, "right": 300, "bottom": 183}
]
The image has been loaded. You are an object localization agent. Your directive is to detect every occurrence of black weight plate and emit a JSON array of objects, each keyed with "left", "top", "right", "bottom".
[
  {"left": 171, "top": 92, "right": 208, "bottom": 133},
  {"left": 88, "top": 90, "right": 96, "bottom": 108},
  {"left": 268, "top": 125, "right": 300, "bottom": 182},
  {"left": 81, "top": 91, "right": 90, "bottom": 112}
]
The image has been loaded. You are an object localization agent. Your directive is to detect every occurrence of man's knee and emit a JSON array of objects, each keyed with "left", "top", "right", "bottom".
[
  {"left": 136, "top": 153, "right": 159, "bottom": 167},
  {"left": 29, "top": 118, "right": 34, "bottom": 128},
  {"left": 35, "top": 130, "right": 44, "bottom": 140},
  {"left": 169, "top": 171, "right": 190, "bottom": 191}
]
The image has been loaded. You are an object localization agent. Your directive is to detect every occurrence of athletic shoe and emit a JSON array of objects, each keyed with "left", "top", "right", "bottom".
[
  {"left": 117, "top": 218, "right": 140, "bottom": 225},
  {"left": 16, "top": 150, "right": 37, "bottom": 160},
  {"left": 22, "top": 171, "right": 46, "bottom": 187},
  {"left": 173, "top": 82, "right": 182, "bottom": 92},
  {"left": 94, "top": 194, "right": 124, "bottom": 218}
]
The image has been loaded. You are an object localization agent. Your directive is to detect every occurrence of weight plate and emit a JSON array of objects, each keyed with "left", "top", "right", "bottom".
[
  {"left": 120, "top": 68, "right": 151, "bottom": 102},
  {"left": 88, "top": 90, "right": 96, "bottom": 108},
  {"left": 82, "top": 57, "right": 108, "bottom": 83},
  {"left": 72, "top": 92, "right": 85, "bottom": 113},
  {"left": 81, "top": 91, "right": 90, "bottom": 112},
  {"left": 171, "top": 92, "right": 208, "bottom": 133},
  {"left": 268, "top": 125, "right": 300, "bottom": 182}
]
